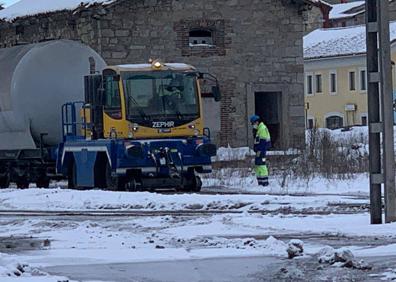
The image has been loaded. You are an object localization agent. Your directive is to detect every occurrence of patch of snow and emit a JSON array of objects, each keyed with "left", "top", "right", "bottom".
[
  {"left": 189, "top": 43, "right": 215, "bottom": 48},
  {"left": 380, "top": 269, "right": 396, "bottom": 281},
  {"left": 0, "top": 252, "right": 72, "bottom": 282},
  {"left": 214, "top": 146, "right": 255, "bottom": 162},
  {"left": 329, "top": 1, "right": 365, "bottom": 20},
  {"left": 0, "top": 0, "right": 115, "bottom": 21},
  {"left": 352, "top": 243, "right": 396, "bottom": 258}
]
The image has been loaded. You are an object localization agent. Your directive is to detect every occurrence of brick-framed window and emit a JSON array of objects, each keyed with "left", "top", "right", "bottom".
[{"left": 175, "top": 19, "right": 229, "bottom": 57}]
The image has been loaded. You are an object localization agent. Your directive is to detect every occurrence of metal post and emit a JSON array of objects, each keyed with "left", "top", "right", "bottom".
[
  {"left": 366, "top": 0, "right": 383, "bottom": 224},
  {"left": 366, "top": 0, "right": 396, "bottom": 224},
  {"left": 378, "top": 0, "right": 396, "bottom": 223}
]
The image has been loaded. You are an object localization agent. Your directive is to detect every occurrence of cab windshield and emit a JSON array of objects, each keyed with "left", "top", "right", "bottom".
[{"left": 123, "top": 71, "right": 200, "bottom": 121}]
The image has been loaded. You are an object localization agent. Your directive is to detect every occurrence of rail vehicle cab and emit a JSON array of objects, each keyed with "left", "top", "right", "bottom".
[
  {"left": 60, "top": 60, "right": 220, "bottom": 191},
  {"left": 84, "top": 60, "right": 221, "bottom": 141}
]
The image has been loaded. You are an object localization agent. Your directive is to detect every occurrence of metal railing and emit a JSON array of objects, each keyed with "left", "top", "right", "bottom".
[{"left": 61, "top": 101, "right": 91, "bottom": 141}]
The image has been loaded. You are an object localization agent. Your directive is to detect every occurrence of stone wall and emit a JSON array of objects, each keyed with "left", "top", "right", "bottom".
[
  {"left": 303, "top": 5, "right": 323, "bottom": 34},
  {"left": 0, "top": 0, "right": 306, "bottom": 148}
]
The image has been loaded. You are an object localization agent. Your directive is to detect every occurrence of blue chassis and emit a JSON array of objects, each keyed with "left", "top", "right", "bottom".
[{"left": 57, "top": 136, "right": 213, "bottom": 188}]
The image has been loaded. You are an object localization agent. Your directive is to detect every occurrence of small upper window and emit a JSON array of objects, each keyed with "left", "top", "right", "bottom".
[
  {"left": 306, "top": 75, "right": 313, "bottom": 95},
  {"left": 189, "top": 29, "right": 214, "bottom": 47},
  {"left": 349, "top": 71, "right": 356, "bottom": 91}
]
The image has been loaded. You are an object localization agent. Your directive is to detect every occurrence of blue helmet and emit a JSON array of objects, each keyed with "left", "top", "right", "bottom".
[{"left": 249, "top": 115, "right": 260, "bottom": 123}]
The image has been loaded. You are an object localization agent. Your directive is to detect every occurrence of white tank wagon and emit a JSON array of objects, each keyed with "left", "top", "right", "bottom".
[{"left": 0, "top": 40, "right": 106, "bottom": 188}]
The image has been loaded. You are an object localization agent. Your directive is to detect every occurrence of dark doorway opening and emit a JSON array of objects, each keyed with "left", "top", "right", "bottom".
[{"left": 254, "top": 92, "right": 282, "bottom": 149}]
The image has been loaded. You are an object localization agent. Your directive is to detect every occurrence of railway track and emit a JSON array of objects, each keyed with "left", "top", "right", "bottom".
[
  {"left": 0, "top": 209, "right": 248, "bottom": 217},
  {"left": 0, "top": 203, "right": 369, "bottom": 218}
]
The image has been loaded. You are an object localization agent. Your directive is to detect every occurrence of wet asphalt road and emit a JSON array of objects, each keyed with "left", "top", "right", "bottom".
[
  {"left": 43, "top": 255, "right": 396, "bottom": 282},
  {"left": 45, "top": 256, "right": 283, "bottom": 282}
]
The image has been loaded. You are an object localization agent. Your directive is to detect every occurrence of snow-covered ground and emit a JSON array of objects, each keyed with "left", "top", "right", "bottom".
[{"left": 0, "top": 173, "right": 391, "bottom": 280}]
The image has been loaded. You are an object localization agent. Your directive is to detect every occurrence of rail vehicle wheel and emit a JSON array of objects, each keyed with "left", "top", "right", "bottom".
[
  {"left": 125, "top": 178, "right": 138, "bottom": 192},
  {"left": 105, "top": 162, "right": 125, "bottom": 191},
  {"left": 191, "top": 176, "right": 202, "bottom": 193},
  {"left": 68, "top": 161, "right": 77, "bottom": 189},
  {"left": 36, "top": 178, "right": 50, "bottom": 188},
  {"left": 0, "top": 175, "right": 10, "bottom": 189},
  {"left": 180, "top": 173, "right": 202, "bottom": 193},
  {"left": 16, "top": 180, "right": 29, "bottom": 189}
]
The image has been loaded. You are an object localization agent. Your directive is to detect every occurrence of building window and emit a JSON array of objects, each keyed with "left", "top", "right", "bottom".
[
  {"left": 189, "top": 29, "right": 214, "bottom": 46},
  {"left": 175, "top": 19, "right": 228, "bottom": 57},
  {"left": 361, "top": 115, "right": 367, "bottom": 126},
  {"left": 315, "top": 74, "right": 322, "bottom": 93},
  {"left": 326, "top": 115, "right": 343, "bottom": 129},
  {"left": 330, "top": 71, "right": 337, "bottom": 94},
  {"left": 360, "top": 69, "right": 367, "bottom": 91},
  {"left": 306, "top": 74, "right": 313, "bottom": 95},
  {"left": 349, "top": 71, "right": 356, "bottom": 91}
]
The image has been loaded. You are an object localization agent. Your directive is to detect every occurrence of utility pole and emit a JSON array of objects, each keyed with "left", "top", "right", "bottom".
[{"left": 366, "top": 0, "right": 396, "bottom": 224}]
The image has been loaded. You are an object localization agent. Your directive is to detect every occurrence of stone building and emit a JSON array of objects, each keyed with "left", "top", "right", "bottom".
[
  {"left": 0, "top": 0, "right": 311, "bottom": 149},
  {"left": 303, "top": 0, "right": 331, "bottom": 33}
]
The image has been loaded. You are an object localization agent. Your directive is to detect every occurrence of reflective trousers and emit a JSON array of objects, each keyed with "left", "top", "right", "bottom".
[
  {"left": 255, "top": 165, "right": 269, "bottom": 186},
  {"left": 255, "top": 155, "right": 269, "bottom": 186}
]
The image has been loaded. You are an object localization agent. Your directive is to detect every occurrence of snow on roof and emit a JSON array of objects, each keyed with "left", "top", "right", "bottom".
[
  {"left": 304, "top": 22, "right": 396, "bottom": 59},
  {"left": 329, "top": 1, "right": 365, "bottom": 20},
  {"left": 0, "top": 0, "right": 328, "bottom": 21},
  {"left": 0, "top": 0, "right": 115, "bottom": 21}
]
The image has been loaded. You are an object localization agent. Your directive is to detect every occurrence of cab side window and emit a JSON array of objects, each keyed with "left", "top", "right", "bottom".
[{"left": 103, "top": 76, "right": 122, "bottom": 119}]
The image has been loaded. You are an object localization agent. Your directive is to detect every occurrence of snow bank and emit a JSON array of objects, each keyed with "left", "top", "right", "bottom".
[
  {"left": 214, "top": 126, "right": 370, "bottom": 162},
  {"left": 380, "top": 269, "right": 396, "bottom": 281},
  {"left": 0, "top": 0, "right": 115, "bottom": 21},
  {"left": 214, "top": 146, "right": 255, "bottom": 162},
  {"left": 0, "top": 252, "right": 72, "bottom": 282},
  {"left": 310, "top": 126, "right": 367, "bottom": 144},
  {"left": 318, "top": 246, "right": 371, "bottom": 269},
  {"left": 0, "top": 187, "right": 366, "bottom": 211},
  {"left": 203, "top": 171, "right": 369, "bottom": 196}
]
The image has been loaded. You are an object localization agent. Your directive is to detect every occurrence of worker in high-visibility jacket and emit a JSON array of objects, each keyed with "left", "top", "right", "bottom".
[{"left": 250, "top": 115, "right": 271, "bottom": 186}]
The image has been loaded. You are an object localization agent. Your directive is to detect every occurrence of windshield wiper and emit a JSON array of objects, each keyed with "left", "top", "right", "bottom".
[{"left": 128, "top": 95, "right": 150, "bottom": 120}]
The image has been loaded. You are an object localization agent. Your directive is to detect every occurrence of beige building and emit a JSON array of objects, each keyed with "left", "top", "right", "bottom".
[{"left": 304, "top": 22, "right": 396, "bottom": 129}]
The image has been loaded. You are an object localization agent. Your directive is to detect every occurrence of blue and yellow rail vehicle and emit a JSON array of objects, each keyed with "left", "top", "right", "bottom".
[{"left": 58, "top": 60, "right": 220, "bottom": 191}]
